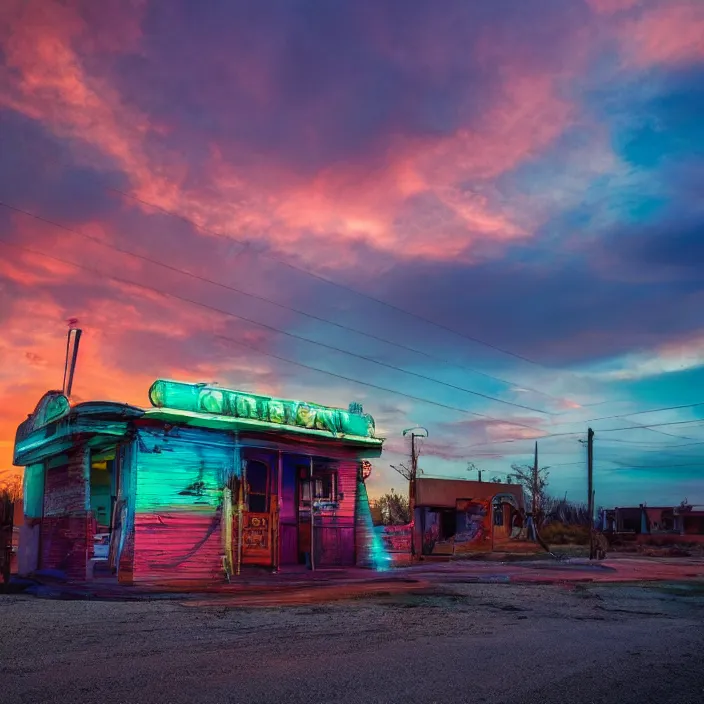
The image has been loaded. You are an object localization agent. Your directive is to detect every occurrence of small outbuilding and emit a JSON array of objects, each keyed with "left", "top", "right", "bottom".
[
  {"left": 13, "top": 379, "right": 389, "bottom": 585},
  {"left": 413, "top": 478, "right": 526, "bottom": 556}
]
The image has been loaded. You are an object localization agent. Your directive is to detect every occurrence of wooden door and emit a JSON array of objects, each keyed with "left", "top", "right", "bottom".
[
  {"left": 238, "top": 458, "right": 274, "bottom": 566},
  {"left": 296, "top": 465, "right": 312, "bottom": 565}
]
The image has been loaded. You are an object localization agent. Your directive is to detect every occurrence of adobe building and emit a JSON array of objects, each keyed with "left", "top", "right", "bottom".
[{"left": 413, "top": 477, "right": 526, "bottom": 557}]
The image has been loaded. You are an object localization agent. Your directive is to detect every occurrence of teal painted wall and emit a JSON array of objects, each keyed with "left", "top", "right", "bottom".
[{"left": 132, "top": 427, "right": 235, "bottom": 583}]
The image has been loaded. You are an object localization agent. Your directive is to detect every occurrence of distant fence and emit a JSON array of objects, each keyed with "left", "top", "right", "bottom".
[{"left": 372, "top": 524, "right": 413, "bottom": 566}]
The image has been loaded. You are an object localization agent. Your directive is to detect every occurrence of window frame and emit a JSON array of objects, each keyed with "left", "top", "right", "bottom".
[{"left": 245, "top": 459, "right": 270, "bottom": 513}]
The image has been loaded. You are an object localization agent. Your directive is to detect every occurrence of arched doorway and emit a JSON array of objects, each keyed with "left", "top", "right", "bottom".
[{"left": 492, "top": 493, "right": 520, "bottom": 549}]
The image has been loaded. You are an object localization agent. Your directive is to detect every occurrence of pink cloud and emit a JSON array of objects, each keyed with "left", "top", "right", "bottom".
[
  {"left": 586, "top": 0, "right": 641, "bottom": 14},
  {"left": 181, "top": 61, "right": 576, "bottom": 265},
  {"left": 0, "top": 0, "right": 178, "bottom": 209},
  {"left": 0, "top": 0, "right": 587, "bottom": 272},
  {"left": 619, "top": 2, "right": 704, "bottom": 68}
]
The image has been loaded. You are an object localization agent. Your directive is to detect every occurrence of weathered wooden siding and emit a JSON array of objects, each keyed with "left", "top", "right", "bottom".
[
  {"left": 40, "top": 446, "right": 90, "bottom": 580},
  {"left": 114, "top": 442, "right": 136, "bottom": 583},
  {"left": 131, "top": 427, "right": 234, "bottom": 584},
  {"left": 313, "top": 460, "right": 357, "bottom": 567}
]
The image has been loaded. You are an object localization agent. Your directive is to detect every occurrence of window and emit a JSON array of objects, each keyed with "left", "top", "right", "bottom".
[
  {"left": 314, "top": 473, "right": 336, "bottom": 502},
  {"left": 246, "top": 460, "right": 269, "bottom": 513},
  {"left": 298, "top": 469, "right": 338, "bottom": 513}
]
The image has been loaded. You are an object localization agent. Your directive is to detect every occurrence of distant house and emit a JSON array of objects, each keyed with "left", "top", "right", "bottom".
[
  {"left": 413, "top": 478, "right": 526, "bottom": 557},
  {"left": 602, "top": 504, "right": 704, "bottom": 537},
  {"left": 674, "top": 505, "right": 704, "bottom": 536}
]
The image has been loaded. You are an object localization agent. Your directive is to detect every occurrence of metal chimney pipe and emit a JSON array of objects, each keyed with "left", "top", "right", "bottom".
[{"left": 64, "top": 325, "right": 82, "bottom": 398}]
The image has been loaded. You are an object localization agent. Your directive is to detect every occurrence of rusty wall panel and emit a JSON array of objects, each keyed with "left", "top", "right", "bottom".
[
  {"left": 43, "top": 447, "right": 89, "bottom": 517},
  {"left": 131, "top": 428, "right": 233, "bottom": 585},
  {"left": 40, "top": 446, "right": 90, "bottom": 579},
  {"left": 40, "top": 515, "right": 90, "bottom": 580}
]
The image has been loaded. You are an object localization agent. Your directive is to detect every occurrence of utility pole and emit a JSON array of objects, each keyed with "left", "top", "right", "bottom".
[
  {"left": 532, "top": 441, "right": 538, "bottom": 516},
  {"left": 402, "top": 426, "right": 428, "bottom": 560},
  {"left": 410, "top": 432, "right": 417, "bottom": 514},
  {"left": 587, "top": 427, "right": 595, "bottom": 560}
]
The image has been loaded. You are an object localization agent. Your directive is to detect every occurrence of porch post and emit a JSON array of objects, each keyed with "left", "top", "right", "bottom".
[
  {"left": 309, "top": 456, "right": 315, "bottom": 571},
  {"left": 490, "top": 496, "right": 495, "bottom": 552},
  {"left": 236, "top": 457, "right": 246, "bottom": 576},
  {"left": 273, "top": 450, "right": 282, "bottom": 573}
]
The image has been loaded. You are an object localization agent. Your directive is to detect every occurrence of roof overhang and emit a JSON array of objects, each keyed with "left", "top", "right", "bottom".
[
  {"left": 13, "top": 401, "right": 144, "bottom": 466},
  {"left": 141, "top": 407, "right": 384, "bottom": 451}
]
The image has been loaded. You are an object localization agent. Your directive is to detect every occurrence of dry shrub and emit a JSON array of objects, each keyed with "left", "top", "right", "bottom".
[{"left": 541, "top": 522, "right": 590, "bottom": 545}]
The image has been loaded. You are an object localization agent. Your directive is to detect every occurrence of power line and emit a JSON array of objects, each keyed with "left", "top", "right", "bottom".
[
  {"left": 599, "top": 449, "right": 704, "bottom": 460},
  {"left": 601, "top": 461, "right": 703, "bottom": 470},
  {"left": 599, "top": 419, "right": 704, "bottom": 433},
  {"left": 0, "top": 236, "right": 553, "bottom": 435},
  {"left": 535, "top": 401, "right": 704, "bottom": 443},
  {"left": 458, "top": 418, "right": 704, "bottom": 452},
  {"left": 108, "top": 186, "right": 549, "bottom": 368},
  {"left": 595, "top": 438, "right": 704, "bottom": 448},
  {"left": 217, "top": 333, "right": 552, "bottom": 433},
  {"left": 462, "top": 432, "right": 583, "bottom": 450},
  {"left": 0, "top": 201, "right": 555, "bottom": 416},
  {"left": 585, "top": 401, "right": 704, "bottom": 422},
  {"left": 216, "top": 334, "right": 511, "bottom": 418},
  {"left": 548, "top": 401, "right": 704, "bottom": 426},
  {"left": 0, "top": 200, "right": 555, "bottom": 399},
  {"left": 545, "top": 462, "right": 587, "bottom": 469}
]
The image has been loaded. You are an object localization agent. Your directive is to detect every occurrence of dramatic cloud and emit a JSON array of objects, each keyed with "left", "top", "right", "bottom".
[{"left": 1, "top": 0, "right": 703, "bottom": 504}]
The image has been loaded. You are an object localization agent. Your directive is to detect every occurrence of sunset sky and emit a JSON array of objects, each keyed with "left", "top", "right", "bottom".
[{"left": 1, "top": 0, "right": 703, "bottom": 507}]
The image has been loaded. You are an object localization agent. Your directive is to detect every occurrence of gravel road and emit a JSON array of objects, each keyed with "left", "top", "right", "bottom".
[{"left": 2, "top": 581, "right": 703, "bottom": 704}]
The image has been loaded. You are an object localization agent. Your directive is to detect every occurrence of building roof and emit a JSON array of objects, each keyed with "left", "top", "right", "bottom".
[
  {"left": 142, "top": 407, "right": 382, "bottom": 448},
  {"left": 415, "top": 478, "right": 525, "bottom": 509},
  {"left": 147, "top": 379, "right": 381, "bottom": 446},
  {"left": 14, "top": 380, "right": 383, "bottom": 466}
]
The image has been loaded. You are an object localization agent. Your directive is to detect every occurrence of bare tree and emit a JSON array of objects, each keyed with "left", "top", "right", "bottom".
[
  {"left": 0, "top": 472, "right": 22, "bottom": 502},
  {"left": 389, "top": 463, "right": 413, "bottom": 481},
  {"left": 510, "top": 462, "right": 550, "bottom": 519}
]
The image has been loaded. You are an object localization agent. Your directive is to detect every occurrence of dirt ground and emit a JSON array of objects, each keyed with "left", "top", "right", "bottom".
[{"left": 2, "top": 579, "right": 704, "bottom": 704}]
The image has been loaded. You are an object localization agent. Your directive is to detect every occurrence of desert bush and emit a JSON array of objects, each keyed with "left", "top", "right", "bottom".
[
  {"left": 541, "top": 521, "right": 590, "bottom": 545},
  {"left": 542, "top": 497, "right": 591, "bottom": 526}
]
